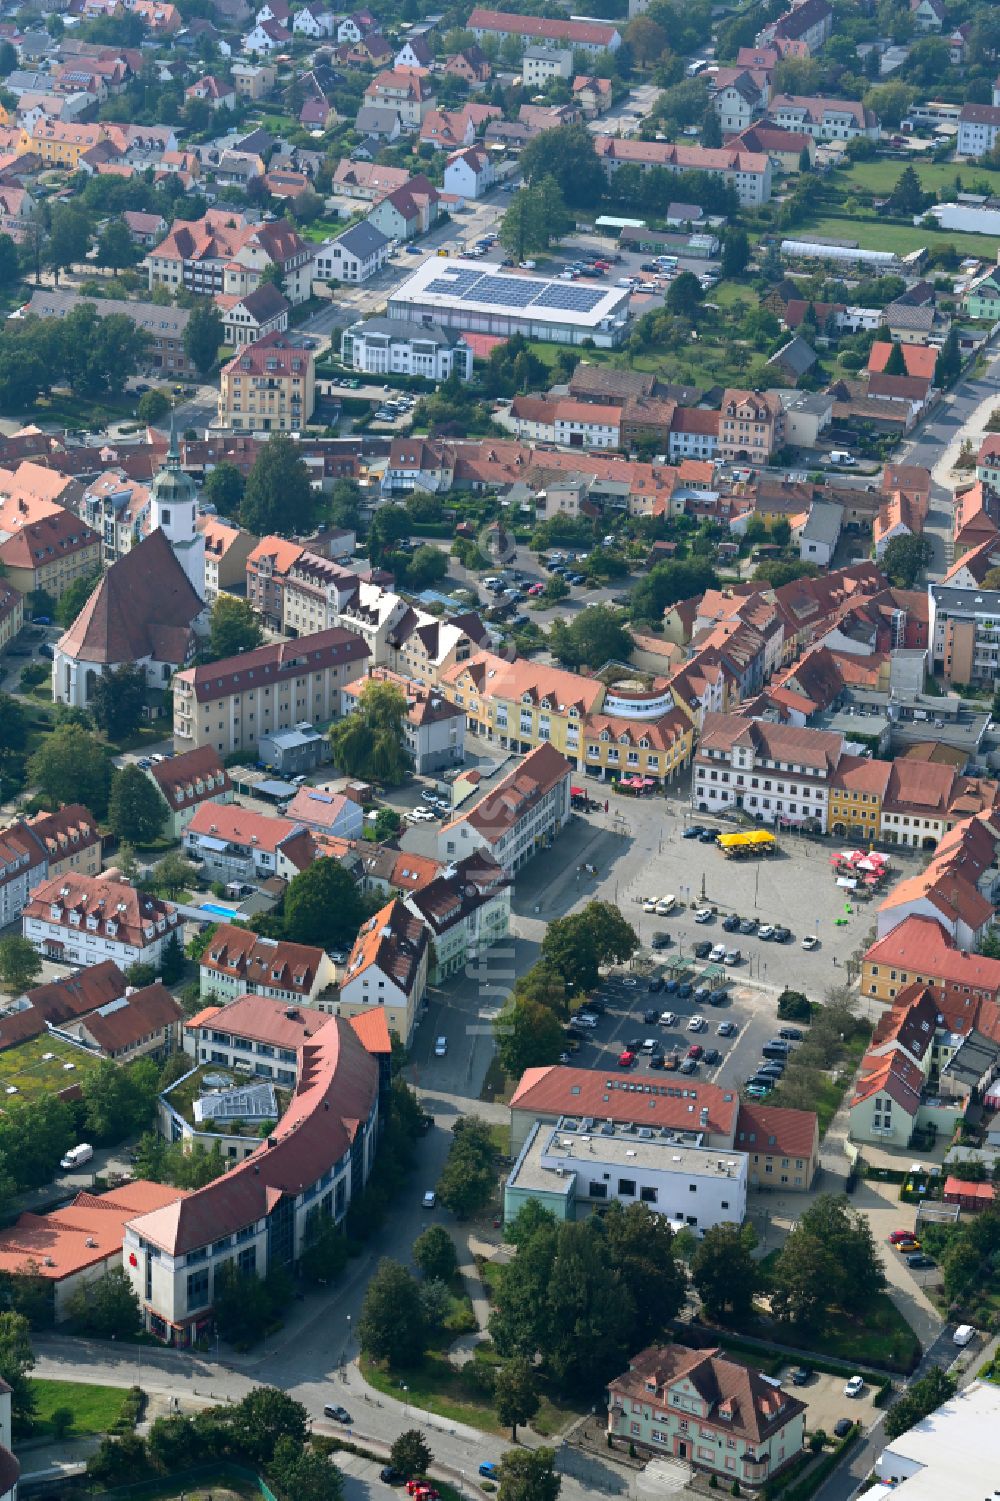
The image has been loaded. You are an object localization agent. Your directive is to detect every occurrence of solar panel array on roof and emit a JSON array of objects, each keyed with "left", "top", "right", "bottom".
[
  {"left": 426, "top": 267, "right": 481, "bottom": 297},
  {"left": 469, "top": 273, "right": 537, "bottom": 307},
  {"left": 533, "top": 283, "right": 604, "bottom": 313}
]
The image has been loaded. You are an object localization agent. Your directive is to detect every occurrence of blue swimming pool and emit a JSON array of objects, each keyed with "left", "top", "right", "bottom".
[{"left": 198, "top": 902, "right": 239, "bottom": 919}]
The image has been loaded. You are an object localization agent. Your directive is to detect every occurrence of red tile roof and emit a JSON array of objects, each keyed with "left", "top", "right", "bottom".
[
  {"left": 56, "top": 527, "right": 202, "bottom": 667},
  {"left": 23, "top": 874, "right": 179, "bottom": 952},
  {"left": 510, "top": 1065, "right": 739, "bottom": 1138},
  {"left": 609, "top": 1345, "right": 805, "bottom": 1445},
  {"left": 80, "top": 981, "right": 183, "bottom": 1055},
  {"left": 734, "top": 1101, "right": 818, "bottom": 1160},
  {"left": 175, "top": 626, "right": 368, "bottom": 704},
  {"left": 148, "top": 746, "right": 231, "bottom": 811},
  {"left": 200, "top": 925, "right": 329, "bottom": 999},
  {"left": 0, "top": 1181, "right": 187, "bottom": 1281}
]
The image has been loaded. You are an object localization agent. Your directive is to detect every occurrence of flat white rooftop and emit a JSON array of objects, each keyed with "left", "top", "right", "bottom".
[
  {"left": 874, "top": 1379, "right": 1000, "bottom": 1500},
  {"left": 387, "top": 257, "right": 631, "bottom": 331}
]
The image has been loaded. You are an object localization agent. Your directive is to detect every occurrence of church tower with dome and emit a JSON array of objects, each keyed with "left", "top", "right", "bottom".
[{"left": 149, "top": 418, "right": 205, "bottom": 600}]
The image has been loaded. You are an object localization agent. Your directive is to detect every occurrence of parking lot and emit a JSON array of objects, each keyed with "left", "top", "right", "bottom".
[{"left": 775, "top": 1366, "right": 879, "bottom": 1439}]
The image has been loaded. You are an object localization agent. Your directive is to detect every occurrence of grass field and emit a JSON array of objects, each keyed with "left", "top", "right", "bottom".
[
  {"left": 798, "top": 212, "right": 1000, "bottom": 260},
  {"left": 0, "top": 1033, "right": 102, "bottom": 1103},
  {"left": 839, "top": 159, "right": 1000, "bottom": 198},
  {"left": 30, "top": 1379, "right": 126, "bottom": 1438}
]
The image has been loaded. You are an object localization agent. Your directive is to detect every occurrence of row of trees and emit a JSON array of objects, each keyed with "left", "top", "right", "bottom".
[{"left": 0, "top": 303, "right": 151, "bottom": 410}]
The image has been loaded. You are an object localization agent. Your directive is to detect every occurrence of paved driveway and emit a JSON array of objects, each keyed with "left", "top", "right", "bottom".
[{"left": 777, "top": 1368, "right": 878, "bottom": 1439}]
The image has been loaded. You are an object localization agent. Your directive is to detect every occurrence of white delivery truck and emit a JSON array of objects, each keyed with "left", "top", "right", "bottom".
[{"left": 60, "top": 1143, "right": 94, "bottom": 1171}]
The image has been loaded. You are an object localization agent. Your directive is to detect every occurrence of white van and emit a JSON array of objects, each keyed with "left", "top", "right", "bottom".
[
  {"left": 953, "top": 1324, "right": 975, "bottom": 1347},
  {"left": 60, "top": 1143, "right": 94, "bottom": 1170},
  {"left": 829, "top": 451, "right": 856, "bottom": 466}
]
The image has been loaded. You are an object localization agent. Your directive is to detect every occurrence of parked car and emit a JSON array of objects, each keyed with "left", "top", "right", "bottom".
[
  {"left": 802, "top": 935, "right": 819, "bottom": 950},
  {"left": 434, "top": 1037, "right": 448, "bottom": 1057},
  {"left": 575, "top": 1013, "right": 599, "bottom": 1028},
  {"left": 722, "top": 914, "right": 741, "bottom": 932},
  {"left": 693, "top": 908, "right": 713, "bottom": 923},
  {"left": 647, "top": 976, "right": 664, "bottom": 993},
  {"left": 617, "top": 1049, "right": 636, "bottom": 1067},
  {"left": 717, "top": 1021, "right": 737, "bottom": 1036},
  {"left": 693, "top": 940, "right": 713, "bottom": 959},
  {"left": 844, "top": 1376, "right": 864, "bottom": 1398},
  {"left": 888, "top": 1228, "right": 917, "bottom": 1244},
  {"left": 758, "top": 924, "right": 776, "bottom": 940},
  {"left": 724, "top": 949, "right": 742, "bottom": 965},
  {"left": 479, "top": 1464, "right": 498, "bottom": 1479},
  {"left": 422, "top": 1190, "right": 436, "bottom": 1208},
  {"left": 710, "top": 944, "right": 727, "bottom": 962},
  {"left": 380, "top": 1467, "right": 406, "bottom": 1484},
  {"left": 324, "top": 1404, "right": 351, "bottom": 1422},
  {"left": 659, "top": 1011, "right": 678, "bottom": 1027},
  {"left": 687, "top": 1044, "right": 703, "bottom": 1060},
  {"left": 833, "top": 1419, "right": 853, "bottom": 1439},
  {"left": 907, "top": 1253, "right": 935, "bottom": 1269},
  {"left": 679, "top": 1058, "right": 697, "bottom": 1074},
  {"left": 682, "top": 826, "right": 703, "bottom": 839},
  {"left": 702, "top": 1047, "right": 720, "bottom": 1065},
  {"left": 739, "top": 917, "right": 758, "bottom": 934},
  {"left": 779, "top": 1028, "right": 803, "bottom": 1041},
  {"left": 791, "top": 1368, "right": 811, "bottom": 1387},
  {"left": 687, "top": 1015, "right": 707, "bottom": 1032},
  {"left": 643, "top": 1007, "right": 660, "bottom": 1023},
  {"left": 651, "top": 932, "right": 672, "bottom": 950}
]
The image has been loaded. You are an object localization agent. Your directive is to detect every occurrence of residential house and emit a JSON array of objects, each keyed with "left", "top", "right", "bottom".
[
  {"left": 607, "top": 1345, "right": 805, "bottom": 1489},
  {"left": 762, "top": 0, "right": 833, "bottom": 54},
  {"left": 218, "top": 331, "right": 315, "bottom": 432},
  {"left": 219, "top": 283, "right": 290, "bottom": 349},
  {"left": 182, "top": 803, "right": 314, "bottom": 885},
  {"left": 63, "top": 981, "right": 184, "bottom": 1063},
  {"left": 467, "top": 8, "right": 621, "bottom": 56},
  {"left": 593, "top": 135, "right": 772, "bottom": 207},
  {"left": 339, "top": 898, "right": 428, "bottom": 1043},
  {"left": 443, "top": 145, "right": 494, "bottom": 199},
  {"left": 911, "top": 0, "right": 945, "bottom": 30},
  {"left": 293, "top": 3, "right": 334, "bottom": 37},
  {"left": 332, "top": 159, "right": 410, "bottom": 201},
  {"left": 522, "top": 46, "right": 572, "bottom": 86},
  {"left": 198, "top": 926, "right": 337, "bottom": 1007},
  {"left": 367, "top": 173, "right": 439, "bottom": 241},
  {"left": 185, "top": 75, "right": 235, "bottom": 109},
  {"left": 711, "top": 68, "right": 766, "bottom": 134},
  {"left": 281, "top": 784, "right": 364, "bottom": 841},
  {"left": 875, "top": 815, "right": 999, "bottom": 947},
  {"left": 353, "top": 105, "right": 402, "bottom": 141},
  {"left": 198, "top": 517, "right": 257, "bottom": 602},
  {"left": 572, "top": 76, "right": 612, "bottom": 116},
  {"left": 964, "top": 272, "right": 1000, "bottom": 322},
  {"left": 717, "top": 389, "right": 785, "bottom": 463},
  {"left": 146, "top": 212, "right": 313, "bottom": 305},
  {"left": 766, "top": 94, "right": 879, "bottom": 141},
  {"left": 437, "top": 742, "right": 573, "bottom": 875},
  {"left": 394, "top": 35, "right": 432, "bottom": 69},
  {"left": 444, "top": 48, "right": 491, "bottom": 84},
  {"left": 172, "top": 626, "right": 369, "bottom": 757},
  {"left": 363, "top": 70, "right": 435, "bottom": 129},
  {"left": 23, "top": 805, "right": 101, "bottom": 883},
  {"left": 242, "top": 18, "right": 290, "bottom": 52},
  {"left": 342, "top": 667, "right": 465, "bottom": 775},
  {"left": 929, "top": 581, "right": 1000, "bottom": 685},
  {"left": 0, "top": 583, "right": 22, "bottom": 657},
  {"left": 861, "top": 912, "right": 1000, "bottom": 1005},
  {"left": 231, "top": 62, "right": 277, "bottom": 100},
  {"left": 22, "top": 873, "right": 181, "bottom": 970},
  {"left": 0, "top": 506, "right": 101, "bottom": 604},
  {"left": 145, "top": 746, "right": 233, "bottom": 839},
  {"left": 312, "top": 221, "right": 391, "bottom": 285}
]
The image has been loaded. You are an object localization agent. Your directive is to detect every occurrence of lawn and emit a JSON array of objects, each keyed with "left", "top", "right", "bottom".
[
  {"left": 30, "top": 1378, "right": 128, "bottom": 1438},
  {"left": 796, "top": 212, "right": 1000, "bottom": 261},
  {"left": 0, "top": 1032, "right": 102, "bottom": 1103},
  {"left": 839, "top": 159, "right": 1000, "bottom": 199},
  {"left": 361, "top": 1343, "right": 581, "bottom": 1439},
  {"left": 33, "top": 390, "right": 135, "bottom": 431}
]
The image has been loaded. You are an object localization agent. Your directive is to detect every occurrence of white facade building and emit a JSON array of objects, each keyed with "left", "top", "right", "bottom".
[
  {"left": 692, "top": 713, "right": 843, "bottom": 829},
  {"left": 521, "top": 46, "right": 572, "bottom": 84},
  {"left": 438, "top": 742, "right": 573, "bottom": 874},
  {"left": 341, "top": 317, "right": 474, "bottom": 381},
  {"left": 505, "top": 1118, "right": 749, "bottom": 1230},
  {"left": 872, "top": 1381, "right": 1000, "bottom": 1501},
  {"left": 312, "top": 221, "right": 391, "bottom": 284},
  {"left": 23, "top": 873, "right": 181, "bottom": 970},
  {"left": 957, "top": 104, "right": 1000, "bottom": 158}
]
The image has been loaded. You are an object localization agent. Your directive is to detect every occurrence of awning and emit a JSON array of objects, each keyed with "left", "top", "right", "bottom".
[
  {"left": 571, "top": 786, "right": 585, "bottom": 797},
  {"left": 837, "top": 876, "right": 857, "bottom": 889}
]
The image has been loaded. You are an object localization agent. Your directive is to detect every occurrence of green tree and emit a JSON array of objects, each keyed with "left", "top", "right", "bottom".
[
  {"left": 151, "top": 849, "right": 197, "bottom": 898},
  {"left": 299, "top": 1216, "right": 349, "bottom": 1286},
  {"left": 183, "top": 300, "right": 224, "bottom": 376},
  {"left": 88, "top": 1433, "right": 149, "bottom": 1487},
  {"left": 241, "top": 434, "right": 316, "bottom": 535},
  {"left": 882, "top": 339, "right": 907, "bottom": 376},
  {"left": 97, "top": 218, "right": 137, "bottom": 272},
  {"left": 66, "top": 1267, "right": 140, "bottom": 1338},
  {"left": 884, "top": 1368, "right": 956, "bottom": 1440},
  {"left": 203, "top": 461, "right": 245, "bottom": 518},
  {"left": 328, "top": 477, "right": 363, "bottom": 530},
  {"left": 543, "top": 1220, "right": 635, "bottom": 1391},
  {"left": 58, "top": 303, "right": 149, "bottom": 398},
  {"left": 0, "top": 233, "right": 17, "bottom": 291},
  {"left": 625, "top": 13, "right": 666, "bottom": 64},
  {"left": 548, "top": 605, "right": 631, "bottom": 669},
  {"left": 231, "top": 1386, "right": 308, "bottom": 1464},
  {"left": 137, "top": 389, "right": 171, "bottom": 425},
  {"left": 47, "top": 205, "right": 91, "bottom": 282},
  {"left": 692, "top": 1223, "right": 758, "bottom": 1319},
  {"left": 159, "top": 931, "right": 184, "bottom": 985},
  {"left": 720, "top": 227, "right": 750, "bottom": 279},
  {"left": 701, "top": 104, "right": 722, "bottom": 148},
  {"left": 666, "top": 270, "right": 704, "bottom": 320},
  {"left": 437, "top": 1116, "right": 496, "bottom": 1221},
  {"left": 0, "top": 937, "right": 41, "bottom": 996},
  {"left": 209, "top": 594, "right": 263, "bottom": 659},
  {"left": 108, "top": 764, "right": 167, "bottom": 845},
  {"left": 500, "top": 179, "right": 571, "bottom": 262},
  {"left": 934, "top": 326, "right": 961, "bottom": 389},
  {"left": 520, "top": 123, "right": 606, "bottom": 210},
  {"left": 882, "top": 533, "right": 931, "bottom": 588},
  {"left": 542, "top": 574, "right": 569, "bottom": 603},
  {"left": 887, "top": 164, "right": 927, "bottom": 217},
  {"left": 91, "top": 663, "right": 147, "bottom": 741},
  {"left": 497, "top": 1447, "right": 560, "bottom": 1501},
  {"left": 0, "top": 1311, "right": 36, "bottom": 1430},
  {"left": 512, "top": 963, "right": 568, "bottom": 1019},
  {"left": 29, "top": 724, "right": 113, "bottom": 817},
  {"left": 629, "top": 558, "right": 718, "bottom": 623},
  {"left": 402, "top": 544, "right": 448, "bottom": 591},
  {"left": 389, "top": 1429, "right": 432, "bottom": 1479},
  {"left": 367, "top": 504, "right": 411, "bottom": 567},
  {"left": 413, "top": 1224, "right": 458, "bottom": 1284},
  {"left": 540, "top": 900, "right": 637, "bottom": 993},
  {"left": 493, "top": 1357, "right": 539, "bottom": 1441},
  {"left": 357, "top": 1257, "right": 427, "bottom": 1367},
  {"left": 284, "top": 858, "right": 366, "bottom": 949},
  {"left": 495, "top": 997, "right": 564, "bottom": 1077},
  {"left": 55, "top": 567, "right": 101, "bottom": 627},
  {"left": 270, "top": 1436, "right": 345, "bottom": 1501},
  {"left": 771, "top": 1194, "right": 885, "bottom": 1331},
  {"left": 81, "top": 1058, "right": 158, "bottom": 1141},
  {"left": 372, "top": 806, "right": 401, "bottom": 841},
  {"left": 600, "top": 1201, "right": 686, "bottom": 1347},
  {"left": 328, "top": 678, "right": 411, "bottom": 786},
  {"left": 0, "top": 693, "right": 26, "bottom": 752}
]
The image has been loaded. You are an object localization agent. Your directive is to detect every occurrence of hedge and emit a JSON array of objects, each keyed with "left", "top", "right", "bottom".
[{"left": 767, "top": 1426, "right": 860, "bottom": 1501}]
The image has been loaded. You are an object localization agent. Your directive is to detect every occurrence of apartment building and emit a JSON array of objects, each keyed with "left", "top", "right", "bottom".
[
  {"left": 197, "top": 518, "right": 257, "bottom": 603},
  {"left": 717, "top": 389, "right": 785, "bottom": 464},
  {"left": 313, "top": 223, "right": 392, "bottom": 286},
  {"left": 63, "top": 981, "right": 184, "bottom": 1064},
  {"left": 341, "top": 317, "right": 473, "bottom": 382},
  {"left": 172, "top": 626, "right": 369, "bottom": 757},
  {"left": 218, "top": 331, "right": 315, "bottom": 433},
  {"left": 862, "top": 913, "right": 1000, "bottom": 1005},
  {"left": 198, "top": 924, "right": 337, "bottom": 1008},
  {"left": 339, "top": 898, "right": 429, "bottom": 1044},
  {"left": 21, "top": 289, "right": 194, "bottom": 375},
  {"left": 0, "top": 507, "right": 101, "bottom": 603},
  {"left": 929, "top": 582, "right": 1000, "bottom": 686},
  {"left": 467, "top": 7, "right": 620, "bottom": 54},
  {"left": 876, "top": 815, "right": 999, "bottom": 948},
  {"left": 766, "top": 94, "right": 879, "bottom": 141},
  {"left": 22, "top": 873, "right": 181, "bottom": 970},
  {"left": 593, "top": 136, "right": 772, "bottom": 208},
  {"left": 607, "top": 1345, "right": 805, "bottom": 1491},
  {"left": 342, "top": 668, "right": 465, "bottom": 775},
  {"left": 957, "top": 104, "right": 1000, "bottom": 158},
  {"left": 440, "top": 652, "right": 604, "bottom": 760},
  {"left": 363, "top": 68, "right": 435, "bottom": 127},
  {"left": 23, "top": 804, "right": 101, "bottom": 882},
  {"left": 827, "top": 755, "right": 891, "bottom": 839},
  {"left": 0, "top": 583, "right": 22, "bottom": 655},
  {"left": 19, "top": 118, "right": 106, "bottom": 166},
  {"left": 438, "top": 742, "right": 573, "bottom": 875},
  {"left": 182, "top": 802, "right": 314, "bottom": 885},
  {"left": 580, "top": 707, "right": 695, "bottom": 786},
  {"left": 509, "top": 396, "right": 621, "bottom": 449},
  {"left": 404, "top": 853, "right": 510, "bottom": 982},
  {"left": 0, "top": 819, "right": 48, "bottom": 931},
  {"left": 146, "top": 211, "right": 312, "bottom": 305},
  {"left": 79, "top": 470, "right": 150, "bottom": 566},
  {"left": 124, "top": 1014, "right": 379, "bottom": 1345},
  {"left": 245, "top": 534, "right": 307, "bottom": 629},
  {"left": 692, "top": 714, "right": 843, "bottom": 829},
  {"left": 145, "top": 745, "right": 232, "bottom": 838}
]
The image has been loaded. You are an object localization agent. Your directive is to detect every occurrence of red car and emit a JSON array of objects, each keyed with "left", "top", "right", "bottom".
[
  {"left": 618, "top": 1049, "right": 636, "bottom": 1067},
  {"left": 888, "top": 1229, "right": 915, "bottom": 1244},
  {"left": 687, "top": 1044, "right": 704, "bottom": 1060}
]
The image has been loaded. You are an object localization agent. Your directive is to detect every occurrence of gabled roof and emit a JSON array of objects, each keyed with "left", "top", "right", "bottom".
[{"left": 56, "top": 527, "right": 202, "bottom": 668}]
